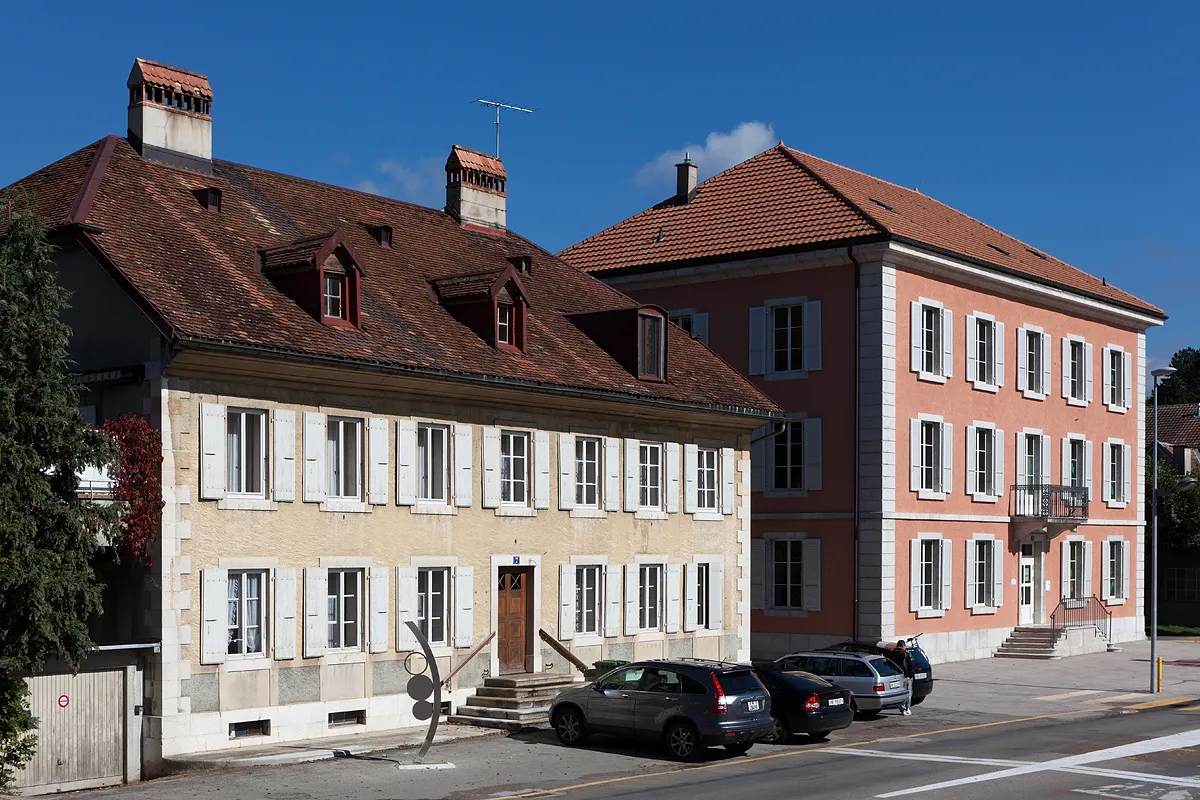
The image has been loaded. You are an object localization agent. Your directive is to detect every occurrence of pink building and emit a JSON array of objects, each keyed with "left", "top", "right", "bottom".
[{"left": 562, "top": 145, "right": 1165, "bottom": 663}]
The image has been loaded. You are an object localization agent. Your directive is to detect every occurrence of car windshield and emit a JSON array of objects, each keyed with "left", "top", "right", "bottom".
[
  {"left": 777, "top": 671, "right": 833, "bottom": 690},
  {"left": 871, "top": 658, "right": 902, "bottom": 677},
  {"left": 715, "top": 670, "right": 762, "bottom": 695}
]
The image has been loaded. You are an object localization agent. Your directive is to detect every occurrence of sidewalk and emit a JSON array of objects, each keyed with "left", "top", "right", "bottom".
[{"left": 160, "top": 720, "right": 499, "bottom": 773}]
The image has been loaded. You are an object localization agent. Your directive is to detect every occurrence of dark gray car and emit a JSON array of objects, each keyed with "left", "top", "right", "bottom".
[{"left": 549, "top": 659, "right": 774, "bottom": 761}]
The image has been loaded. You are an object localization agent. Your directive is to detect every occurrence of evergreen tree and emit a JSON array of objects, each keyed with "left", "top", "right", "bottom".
[
  {"left": 0, "top": 192, "right": 116, "bottom": 787},
  {"left": 1158, "top": 347, "right": 1200, "bottom": 405}
]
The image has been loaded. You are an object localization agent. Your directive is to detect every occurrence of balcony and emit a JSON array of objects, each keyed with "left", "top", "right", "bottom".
[{"left": 1011, "top": 484, "right": 1089, "bottom": 523}]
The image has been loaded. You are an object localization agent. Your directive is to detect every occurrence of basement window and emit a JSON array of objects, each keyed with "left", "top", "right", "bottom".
[
  {"left": 328, "top": 710, "right": 366, "bottom": 727},
  {"left": 229, "top": 720, "right": 270, "bottom": 739}
]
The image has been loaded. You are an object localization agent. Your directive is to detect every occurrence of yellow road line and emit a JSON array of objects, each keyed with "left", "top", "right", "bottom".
[
  {"left": 1120, "top": 697, "right": 1189, "bottom": 711},
  {"left": 1081, "top": 692, "right": 1147, "bottom": 705},
  {"left": 488, "top": 708, "right": 1100, "bottom": 800},
  {"left": 1179, "top": 704, "right": 1200, "bottom": 712}
]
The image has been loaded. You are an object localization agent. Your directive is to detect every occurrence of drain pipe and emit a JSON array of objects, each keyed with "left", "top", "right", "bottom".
[{"left": 848, "top": 246, "right": 862, "bottom": 643}]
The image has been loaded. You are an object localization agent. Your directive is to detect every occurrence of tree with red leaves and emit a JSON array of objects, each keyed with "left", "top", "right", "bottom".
[{"left": 101, "top": 414, "right": 164, "bottom": 566}]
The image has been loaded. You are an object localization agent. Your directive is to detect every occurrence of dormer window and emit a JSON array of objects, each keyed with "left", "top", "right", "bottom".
[
  {"left": 430, "top": 265, "right": 528, "bottom": 354},
  {"left": 260, "top": 230, "right": 363, "bottom": 330},
  {"left": 497, "top": 303, "right": 514, "bottom": 345},
  {"left": 323, "top": 273, "right": 346, "bottom": 320},
  {"left": 194, "top": 186, "right": 221, "bottom": 212},
  {"left": 374, "top": 225, "right": 392, "bottom": 247},
  {"left": 638, "top": 311, "right": 665, "bottom": 380}
]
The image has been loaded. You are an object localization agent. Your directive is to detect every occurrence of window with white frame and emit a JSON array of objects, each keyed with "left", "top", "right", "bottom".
[
  {"left": 920, "top": 421, "right": 943, "bottom": 493},
  {"left": 1023, "top": 433, "right": 1044, "bottom": 484},
  {"left": 227, "top": 570, "right": 266, "bottom": 656},
  {"left": 326, "top": 417, "right": 362, "bottom": 499},
  {"left": 327, "top": 568, "right": 363, "bottom": 651},
  {"left": 967, "top": 314, "right": 1001, "bottom": 388},
  {"left": 638, "top": 442, "right": 662, "bottom": 509},
  {"left": 574, "top": 565, "right": 601, "bottom": 636},
  {"left": 1067, "top": 541, "right": 1086, "bottom": 600},
  {"left": 1107, "top": 540, "right": 1125, "bottom": 600},
  {"left": 1068, "top": 438, "right": 1086, "bottom": 489},
  {"left": 638, "top": 564, "right": 662, "bottom": 630},
  {"left": 500, "top": 430, "right": 529, "bottom": 504},
  {"left": 971, "top": 425, "right": 996, "bottom": 497},
  {"left": 574, "top": 436, "right": 600, "bottom": 508},
  {"left": 323, "top": 273, "right": 345, "bottom": 320},
  {"left": 1105, "top": 441, "right": 1128, "bottom": 504},
  {"left": 772, "top": 539, "right": 804, "bottom": 609},
  {"left": 418, "top": 423, "right": 449, "bottom": 503},
  {"left": 916, "top": 301, "right": 947, "bottom": 377},
  {"left": 1068, "top": 339, "right": 1087, "bottom": 402},
  {"left": 696, "top": 562, "right": 711, "bottom": 628},
  {"left": 970, "top": 540, "right": 994, "bottom": 607},
  {"left": 696, "top": 447, "right": 718, "bottom": 510},
  {"left": 918, "top": 539, "right": 942, "bottom": 610},
  {"left": 773, "top": 421, "right": 803, "bottom": 491},
  {"left": 669, "top": 310, "right": 709, "bottom": 346},
  {"left": 772, "top": 304, "right": 804, "bottom": 373},
  {"left": 417, "top": 567, "right": 449, "bottom": 646},
  {"left": 497, "top": 303, "right": 513, "bottom": 345},
  {"left": 226, "top": 409, "right": 266, "bottom": 496},
  {"left": 1108, "top": 349, "right": 1123, "bottom": 407},
  {"left": 1025, "top": 328, "right": 1044, "bottom": 394}
]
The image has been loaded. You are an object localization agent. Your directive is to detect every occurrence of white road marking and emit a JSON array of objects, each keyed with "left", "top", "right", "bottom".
[
  {"left": 823, "top": 748, "right": 1027, "bottom": 768},
  {"left": 1082, "top": 693, "right": 1149, "bottom": 705},
  {"left": 1075, "top": 787, "right": 1199, "bottom": 800},
  {"left": 873, "top": 728, "right": 1200, "bottom": 798},
  {"left": 1033, "top": 690, "right": 1106, "bottom": 701}
]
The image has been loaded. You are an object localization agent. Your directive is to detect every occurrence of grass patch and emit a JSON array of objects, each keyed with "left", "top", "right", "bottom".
[{"left": 1158, "top": 624, "right": 1200, "bottom": 636}]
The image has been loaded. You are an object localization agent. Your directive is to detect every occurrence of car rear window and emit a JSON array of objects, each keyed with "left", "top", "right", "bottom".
[
  {"left": 777, "top": 671, "right": 833, "bottom": 691},
  {"left": 908, "top": 649, "right": 931, "bottom": 670},
  {"left": 715, "top": 670, "right": 763, "bottom": 695},
  {"left": 871, "top": 658, "right": 902, "bottom": 677},
  {"left": 841, "top": 659, "right": 873, "bottom": 678}
]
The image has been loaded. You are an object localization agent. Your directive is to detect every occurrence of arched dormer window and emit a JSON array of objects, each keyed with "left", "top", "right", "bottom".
[{"left": 638, "top": 309, "right": 666, "bottom": 380}]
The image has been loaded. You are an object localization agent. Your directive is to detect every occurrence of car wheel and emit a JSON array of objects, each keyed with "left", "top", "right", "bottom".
[
  {"left": 808, "top": 730, "right": 831, "bottom": 742},
  {"left": 664, "top": 721, "right": 702, "bottom": 762},
  {"left": 760, "top": 716, "right": 791, "bottom": 744},
  {"left": 553, "top": 707, "right": 588, "bottom": 746},
  {"left": 911, "top": 696, "right": 925, "bottom": 706},
  {"left": 724, "top": 741, "right": 754, "bottom": 755}
]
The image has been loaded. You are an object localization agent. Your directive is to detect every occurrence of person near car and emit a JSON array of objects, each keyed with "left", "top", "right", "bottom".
[{"left": 891, "top": 639, "right": 914, "bottom": 716}]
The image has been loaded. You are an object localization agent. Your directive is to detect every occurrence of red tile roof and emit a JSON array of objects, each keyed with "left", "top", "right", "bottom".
[
  {"left": 430, "top": 269, "right": 505, "bottom": 302},
  {"left": 6, "top": 136, "right": 777, "bottom": 418},
  {"left": 449, "top": 145, "right": 506, "bottom": 179},
  {"left": 1150, "top": 403, "right": 1200, "bottom": 447},
  {"left": 561, "top": 144, "right": 1162, "bottom": 318},
  {"left": 130, "top": 58, "right": 213, "bottom": 98}
]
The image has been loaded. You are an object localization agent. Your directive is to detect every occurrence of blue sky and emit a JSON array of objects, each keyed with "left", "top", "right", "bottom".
[{"left": 2, "top": 2, "right": 1196, "bottom": 377}]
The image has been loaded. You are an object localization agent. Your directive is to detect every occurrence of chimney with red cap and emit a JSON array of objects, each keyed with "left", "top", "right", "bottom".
[
  {"left": 127, "top": 58, "right": 213, "bottom": 173},
  {"left": 445, "top": 145, "right": 507, "bottom": 231}
]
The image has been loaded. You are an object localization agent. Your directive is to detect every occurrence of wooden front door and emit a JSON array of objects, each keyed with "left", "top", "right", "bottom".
[{"left": 497, "top": 568, "right": 529, "bottom": 674}]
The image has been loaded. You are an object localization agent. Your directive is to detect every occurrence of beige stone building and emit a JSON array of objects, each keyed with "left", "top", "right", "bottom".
[{"left": 8, "top": 59, "right": 778, "bottom": 771}]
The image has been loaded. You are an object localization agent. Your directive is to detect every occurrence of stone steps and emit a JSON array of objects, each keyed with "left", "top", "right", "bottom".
[
  {"left": 994, "top": 626, "right": 1065, "bottom": 660},
  {"left": 449, "top": 673, "right": 581, "bottom": 731},
  {"left": 470, "top": 694, "right": 558, "bottom": 710}
]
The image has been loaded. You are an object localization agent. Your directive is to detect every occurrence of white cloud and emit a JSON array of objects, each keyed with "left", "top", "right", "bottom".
[
  {"left": 352, "top": 157, "right": 444, "bottom": 206},
  {"left": 355, "top": 179, "right": 381, "bottom": 195},
  {"left": 636, "top": 121, "right": 776, "bottom": 187}
]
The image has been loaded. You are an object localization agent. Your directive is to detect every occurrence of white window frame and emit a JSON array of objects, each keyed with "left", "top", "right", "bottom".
[
  {"left": 695, "top": 561, "right": 711, "bottom": 629},
  {"left": 638, "top": 441, "right": 663, "bottom": 510},
  {"left": 1062, "top": 433, "right": 1092, "bottom": 499},
  {"left": 417, "top": 566, "right": 451, "bottom": 647},
  {"left": 1103, "top": 537, "right": 1128, "bottom": 605},
  {"left": 1103, "top": 438, "right": 1129, "bottom": 508},
  {"left": 323, "top": 273, "right": 344, "bottom": 319},
  {"left": 917, "top": 534, "right": 945, "bottom": 614},
  {"left": 912, "top": 297, "right": 951, "bottom": 383},
  {"left": 966, "top": 420, "right": 1003, "bottom": 503},
  {"left": 696, "top": 447, "right": 718, "bottom": 511},
  {"left": 1018, "top": 325, "right": 1050, "bottom": 400},
  {"left": 326, "top": 568, "right": 364, "bottom": 652},
  {"left": 1067, "top": 540, "right": 1087, "bottom": 601},
  {"left": 968, "top": 536, "right": 996, "bottom": 612},
  {"left": 227, "top": 569, "right": 268, "bottom": 658},
  {"left": 638, "top": 563, "right": 663, "bottom": 632},
  {"left": 966, "top": 311, "right": 1002, "bottom": 392},
  {"left": 668, "top": 308, "right": 709, "bottom": 346},
  {"left": 417, "top": 423, "right": 449, "bottom": 504},
  {"left": 326, "top": 417, "right": 362, "bottom": 500},
  {"left": 1104, "top": 345, "right": 1131, "bottom": 414},
  {"left": 226, "top": 408, "right": 267, "bottom": 497},
  {"left": 912, "top": 413, "right": 951, "bottom": 501},
  {"left": 497, "top": 303, "right": 513, "bottom": 345},
  {"left": 574, "top": 564, "right": 602, "bottom": 636},
  {"left": 574, "top": 436, "right": 601, "bottom": 509},
  {"left": 1064, "top": 335, "right": 1091, "bottom": 407},
  {"left": 500, "top": 429, "right": 530, "bottom": 506}
]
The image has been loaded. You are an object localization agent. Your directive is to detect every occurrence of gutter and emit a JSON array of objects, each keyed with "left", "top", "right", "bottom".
[{"left": 848, "top": 246, "right": 862, "bottom": 643}]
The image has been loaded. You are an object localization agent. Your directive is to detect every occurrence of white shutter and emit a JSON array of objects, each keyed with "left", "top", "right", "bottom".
[
  {"left": 200, "top": 568, "right": 228, "bottom": 665},
  {"left": 804, "top": 417, "right": 822, "bottom": 491},
  {"left": 533, "top": 430, "right": 551, "bottom": 509},
  {"left": 1121, "top": 539, "right": 1131, "bottom": 600},
  {"left": 453, "top": 424, "right": 473, "bottom": 507},
  {"left": 453, "top": 566, "right": 474, "bottom": 648},
  {"left": 692, "top": 312, "right": 709, "bottom": 346},
  {"left": 941, "top": 422, "right": 953, "bottom": 494},
  {"left": 751, "top": 427, "right": 765, "bottom": 493},
  {"left": 624, "top": 439, "right": 639, "bottom": 512},
  {"left": 1042, "top": 333, "right": 1052, "bottom": 395},
  {"left": 720, "top": 447, "right": 735, "bottom": 515},
  {"left": 303, "top": 567, "right": 327, "bottom": 658},
  {"left": 368, "top": 417, "right": 389, "bottom": 505},
  {"left": 603, "top": 564, "right": 621, "bottom": 637},
  {"left": 1061, "top": 338, "right": 1071, "bottom": 399},
  {"left": 748, "top": 306, "right": 766, "bottom": 375},
  {"left": 683, "top": 444, "right": 698, "bottom": 514},
  {"left": 966, "top": 424, "right": 978, "bottom": 496},
  {"left": 939, "top": 539, "right": 953, "bottom": 611},
  {"left": 1016, "top": 328, "right": 1027, "bottom": 392},
  {"left": 1085, "top": 439, "right": 1094, "bottom": 501},
  {"left": 303, "top": 412, "right": 327, "bottom": 503},
  {"left": 396, "top": 566, "right": 418, "bottom": 651},
  {"left": 368, "top": 566, "right": 388, "bottom": 653},
  {"left": 1015, "top": 430, "right": 1027, "bottom": 487},
  {"left": 1060, "top": 541, "right": 1071, "bottom": 599},
  {"left": 910, "top": 418, "right": 922, "bottom": 492},
  {"left": 396, "top": 419, "right": 417, "bottom": 506},
  {"left": 941, "top": 307, "right": 953, "bottom": 378},
  {"left": 199, "top": 402, "right": 227, "bottom": 500},
  {"left": 802, "top": 538, "right": 821, "bottom": 612},
  {"left": 1083, "top": 541, "right": 1094, "bottom": 598},
  {"left": 1102, "top": 347, "right": 1112, "bottom": 405},
  {"left": 559, "top": 564, "right": 576, "bottom": 641},
  {"left": 1085, "top": 342, "right": 1094, "bottom": 403},
  {"left": 995, "top": 429, "right": 1005, "bottom": 497},
  {"left": 992, "top": 539, "right": 1004, "bottom": 607},
  {"left": 965, "top": 541, "right": 976, "bottom": 609},
  {"left": 1103, "top": 442, "right": 1113, "bottom": 502},
  {"left": 995, "top": 321, "right": 1005, "bottom": 387},
  {"left": 1061, "top": 437, "right": 1071, "bottom": 485},
  {"left": 482, "top": 427, "right": 501, "bottom": 508},
  {"left": 666, "top": 563, "right": 681, "bottom": 634},
  {"left": 1040, "top": 434, "right": 1051, "bottom": 485},
  {"left": 710, "top": 558, "right": 724, "bottom": 631},
  {"left": 751, "top": 539, "right": 766, "bottom": 610},
  {"left": 803, "top": 300, "right": 822, "bottom": 371},
  {"left": 273, "top": 567, "right": 297, "bottom": 660},
  {"left": 1123, "top": 352, "right": 1133, "bottom": 409},
  {"left": 624, "top": 563, "right": 639, "bottom": 635},
  {"left": 909, "top": 539, "right": 921, "bottom": 612},
  {"left": 1101, "top": 542, "right": 1112, "bottom": 601},
  {"left": 604, "top": 437, "right": 621, "bottom": 512},
  {"left": 665, "top": 442, "right": 681, "bottom": 513},
  {"left": 965, "top": 314, "right": 978, "bottom": 382},
  {"left": 558, "top": 433, "right": 576, "bottom": 511},
  {"left": 910, "top": 301, "right": 923, "bottom": 373},
  {"left": 1122, "top": 444, "right": 1131, "bottom": 504},
  {"left": 272, "top": 409, "right": 296, "bottom": 502},
  {"left": 683, "top": 563, "right": 698, "bottom": 632}
]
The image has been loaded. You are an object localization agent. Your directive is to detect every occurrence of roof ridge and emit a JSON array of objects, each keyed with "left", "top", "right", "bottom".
[
  {"left": 64, "top": 135, "right": 120, "bottom": 226},
  {"left": 776, "top": 145, "right": 887, "bottom": 235},
  {"left": 136, "top": 58, "right": 209, "bottom": 80}
]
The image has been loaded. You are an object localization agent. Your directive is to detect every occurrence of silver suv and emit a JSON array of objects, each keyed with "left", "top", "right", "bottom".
[
  {"left": 772, "top": 651, "right": 910, "bottom": 715},
  {"left": 550, "top": 659, "right": 774, "bottom": 761}
]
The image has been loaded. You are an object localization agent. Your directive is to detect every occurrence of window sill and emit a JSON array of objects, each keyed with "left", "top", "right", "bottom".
[
  {"left": 969, "top": 605, "right": 998, "bottom": 616},
  {"left": 496, "top": 506, "right": 536, "bottom": 517},
  {"left": 1066, "top": 397, "right": 1089, "bottom": 408},
  {"left": 1104, "top": 597, "right": 1127, "bottom": 606},
  {"left": 916, "top": 608, "right": 946, "bottom": 619},
  {"left": 763, "top": 488, "right": 810, "bottom": 499},
  {"left": 635, "top": 510, "right": 669, "bottom": 521},
  {"left": 321, "top": 499, "right": 370, "bottom": 513},
  {"left": 764, "top": 369, "right": 810, "bottom": 382},
  {"left": 1105, "top": 500, "right": 1129, "bottom": 509},
  {"left": 691, "top": 511, "right": 725, "bottom": 522},
  {"left": 635, "top": 630, "right": 665, "bottom": 641},
  {"left": 1106, "top": 404, "right": 1128, "bottom": 415},
  {"left": 219, "top": 496, "right": 277, "bottom": 511},
  {"left": 971, "top": 381, "right": 1000, "bottom": 394},
  {"left": 572, "top": 634, "right": 604, "bottom": 647},
  {"left": 569, "top": 507, "right": 607, "bottom": 519},
  {"left": 1021, "top": 390, "right": 1047, "bottom": 401},
  {"left": 224, "top": 656, "right": 271, "bottom": 672},
  {"left": 917, "top": 490, "right": 947, "bottom": 501},
  {"left": 763, "top": 608, "right": 809, "bottom": 618},
  {"left": 411, "top": 503, "right": 456, "bottom": 516},
  {"left": 323, "top": 650, "right": 367, "bottom": 664},
  {"left": 693, "top": 627, "right": 722, "bottom": 637},
  {"left": 971, "top": 493, "right": 1000, "bottom": 504},
  {"left": 917, "top": 371, "right": 947, "bottom": 384}
]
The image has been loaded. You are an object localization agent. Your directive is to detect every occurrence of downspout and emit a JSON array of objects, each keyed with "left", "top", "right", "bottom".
[{"left": 848, "top": 246, "right": 862, "bottom": 642}]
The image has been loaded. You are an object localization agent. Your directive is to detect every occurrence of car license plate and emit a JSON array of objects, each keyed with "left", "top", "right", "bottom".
[
  {"left": 827, "top": 698, "right": 844, "bottom": 706},
  {"left": 914, "top": 672, "right": 928, "bottom": 680},
  {"left": 889, "top": 680, "right": 901, "bottom": 689},
  {"left": 746, "top": 700, "right": 762, "bottom": 712}
]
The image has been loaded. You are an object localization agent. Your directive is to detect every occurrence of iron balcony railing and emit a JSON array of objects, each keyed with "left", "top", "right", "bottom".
[
  {"left": 1050, "top": 594, "right": 1112, "bottom": 641},
  {"left": 1010, "top": 484, "right": 1089, "bottom": 520}
]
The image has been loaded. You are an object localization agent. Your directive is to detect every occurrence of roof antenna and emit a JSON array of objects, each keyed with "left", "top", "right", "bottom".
[{"left": 474, "top": 98, "right": 535, "bottom": 158}]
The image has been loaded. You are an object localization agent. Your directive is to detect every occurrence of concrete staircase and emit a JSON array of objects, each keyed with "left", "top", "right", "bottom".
[
  {"left": 994, "top": 626, "right": 1065, "bottom": 659},
  {"left": 447, "top": 673, "right": 582, "bottom": 731}
]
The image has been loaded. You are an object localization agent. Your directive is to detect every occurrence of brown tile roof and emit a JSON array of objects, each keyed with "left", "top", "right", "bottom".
[
  {"left": 7, "top": 136, "right": 777, "bottom": 418},
  {"left": 1149, "top": 403, "right": 1200, "bottom": 447},
  {"left": 561, "top": 144, "right": 1163, "bottom": 318},
  {"left": 130, "top": 58, "right": 213, "bottom": 98},
  {"left": 430, "top": 269, "right": 505, "bottom": 302},
  {"left": 449, "top": 145, "right": 506, "bottom": 178}
]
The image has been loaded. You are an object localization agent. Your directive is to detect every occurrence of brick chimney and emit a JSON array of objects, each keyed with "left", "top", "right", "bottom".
[
  {"left": 446, "top": 145, "right": 506, "bottom": 231},
  {"left": 127, "top": 59, "right": 213, "bottom": 174},
  {"left": 675, "top": 153, "right": 698, "bottom": 204}
]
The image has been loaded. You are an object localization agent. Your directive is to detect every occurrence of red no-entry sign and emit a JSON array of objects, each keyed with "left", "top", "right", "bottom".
[{"left": 57, "top": 694, "right": 69, "bottom": 708}]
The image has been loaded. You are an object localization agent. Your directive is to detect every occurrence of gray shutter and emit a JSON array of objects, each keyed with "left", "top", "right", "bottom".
[
  {"left": 396, "top": 566, "right": 419, "bottom": 650},
  {"left": 396, "top": 419, "right": 417, "bottom": 506},
  {"left": 1121, "top": 538, "right": 1131, "bottom": 600},
  {"left": 1123, "top": 352, "right": 1133, "bottom": 410},
  {"left": 1015, "top": 430, "right": 1027, "bottom": 487},
  {"left": 454, "top": 424, "right": 473, "bottom": 507},
  {"left": 692, "top": 312, "right": 709, "bottom": 346},
  {"left": 603, "top": 564, "right": 622, "bottom": 637},
  {"left": 802, "top": 538, "right": 821, "bottom": 612},
  {"left": 1102, "top": 442, "right": 1113, "bottom": 502},
  {"left": 1102, "top": 347, "right": 1112, "bottom": 405},
  {"left": 1101, "top": 542, "right": 1112, "bottom": 602},
  {"left": 992, "top": 539, "right": 1004, "bottom": 607},
  {"left": 453, "top": 566, "right": 474, "bottom": 648},
  {"left": 665, "top": 563, "right": 681, "bottom": 634},
  {"left": 1085, "top": 439, "right": 1094, "bottom": 501},
  {"left": 604, "top": 437, "right": 621, "bottom": 512},
  {"left": 559, "top": 564, "right": 576, "bottom": 641},
  {"left": 1122, "top": 444, "right": 1131, "bottom": 504},
  {"left": 683, "top": 562, "right": 698, "bottom": 632},
  {"left": 909, "top": 539, "right": 921, "bottom": 611},
  {"left": 482, "top": 427, "right": 501, "bottom": 508},
  {"left": 1041, "top": 434, "right": 1051, "bottom": 486},
  {"left": 1016, "top": 328, "right": 1027, "bottom": 392},
  {"left": 995, "top": 429, "right": 1005, "bottom": 498},
  {"left": 709, "top": 558, "right": 724, "bottom": 631},
  {"left": 910, "top": 301, "right": 923, "bottom": 373},
  {"left": 272, "top": 409, "right": 296, "bottom": 502},
  {"left": 558, "top": 432, "right": 576, "bottom": 511},
  {"left": 1060, "top": 541, "right": 1071, "bottom": 599},
  {"left": 804, "top": 417, "right": 822, "bottom": 491},
  {"left": 751, "top": 539, "right": 766, "bottom": 610},
  {"left": 965, "top": 314, "right": 978, "bottom": 382},
  {"left": 624, "top": 438, "right": 639, "bottom": 512},
  {"left": 623, "top": 563, "right": 639, "bottom": 635},
  {"left": 720, "top": 447, "right": 735, "bottom": 515},
  {"left": 965, "top": 540, "right": 976, "bottom": 609},
  {"left": 995, "top": 321, "right": 1006, "bottom": 387},
  {"left": 1085, "top": 342, "right": 1094, "bottom": 403},
  {"left": 748, "top": 306, "right": 766, "bottom": 375},
  {"left": 200, "top": 567, "right": 228, "bottom": 664},
  {"left": 1061, "top": 437, "right": 1071, "bottom": 485},
  {"left": 1061, "top": 338, "right": 1071, "bottom": 399},
  {"left": 1042, "top": 333, "right": 1053, "bottom": 395},
  {"left": 966, "top": 424, "right": 978, "bottom": 496},
  {"left": 683, "top": 444, "right": 698, "bottom": 514},
  {"left": 369, "top": 566, "right": 389, "bottom": 654},
  {"left": 941, "top": 422, "right": 953, "bottom": 494},
  {"left": 303, "top": 412, "right": 327, "bottom": 503},
  {"left": 665, "top": 442, "right": 680, "bottom": 513},
  {"left": 910, "top": 418, "right": 922, "bottom": 493},
  {"left": 368, "top": 417, "right": 389, "bottom": 505},
  {"left": 273, "top": 567, "right": 297, "bottom": 660},
  {"left": 803, "top": 299, "right": 822, "bottom": 371},
  {"left": 941, "top": 307, "right": 953, "bottom": 378},
  {"left": 303, "top": 567, "right": 327, "bottom": 658},
  {"left": 533, "top": 430, "right": 551, "bottom": 510},
  {"left": 1083, "top": 541, "right": 1094, "bottom": 598},
  {"left": 199, "top": 402, "right": 227, "bottom": 500},
  {"left": 939, "top": 539, "right": 953, "bottom": 611}
]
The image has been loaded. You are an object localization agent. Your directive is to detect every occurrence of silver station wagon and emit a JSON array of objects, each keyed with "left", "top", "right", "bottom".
[{"left": 772, "top": 651, "right": 910, "bottom": 715}]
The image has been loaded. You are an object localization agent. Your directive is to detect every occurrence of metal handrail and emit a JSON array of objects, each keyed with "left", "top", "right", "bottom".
[
  {"left": 441, "top": 631, "right": 495, "bottom": 688},
  {"left": 539, "top": 628, "right": 589, "bottom": 673},
  {"left": 1050, "top": 594, "right": 1112, "bottom": 640},
  {"left": 1011, "top": 484, "right": 1089, "bottom": 519}
]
